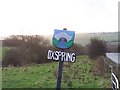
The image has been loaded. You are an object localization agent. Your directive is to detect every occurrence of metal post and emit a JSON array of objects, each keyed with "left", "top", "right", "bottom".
[
  {"left": 109, "top": 65, "right": 113, "bottom": 74},
  {"left": 56, "top": 60, "right": 64, "bottom": 90},
  {"left": 56, "top": 28, "right": 67, "bottom": 90}
]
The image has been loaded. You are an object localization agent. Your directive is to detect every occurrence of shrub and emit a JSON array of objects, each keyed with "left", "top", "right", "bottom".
[
  {"left": 95, "top": 56, "right": 105, "bottom": 77},
  {"left": 2, "top": 35, "right": 53, "bottom": 67},
  {"left": 3, "top": 35, "right": 23, "bottom": 47},
  {"left": 2, "top": 48, "right": 22, "bottom": 67},
  {"left": 87, "top": 37, "right": 107, "bottom": 59},
  {"left": 66, "top": 44, "right": 85, "bottom": 55}
]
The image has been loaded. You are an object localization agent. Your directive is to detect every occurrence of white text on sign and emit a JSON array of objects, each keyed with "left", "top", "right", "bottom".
[{"left": 47, "top": 50, "right": 76, "bottom": 62}]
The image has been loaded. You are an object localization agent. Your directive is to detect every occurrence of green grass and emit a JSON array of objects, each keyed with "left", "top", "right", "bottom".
[
  {"left": 2, "top": 62, "right": 58, "bottom": 88},
  {"left": 2, "top": 56, "right": 111, "bottom": 88},
  {"left": 0, "top": 47, "right": 9, "bottom": 59}
]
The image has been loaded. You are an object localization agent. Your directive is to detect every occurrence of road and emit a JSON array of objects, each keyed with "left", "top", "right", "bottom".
[{"left": 106, "top": 53, "right": 120, "bottom": 64}]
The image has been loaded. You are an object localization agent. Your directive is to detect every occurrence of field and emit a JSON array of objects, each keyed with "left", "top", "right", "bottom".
[
  {"left": 75, "top": 32, "right": 118, "bottom": 45},
  {"left": 1, "top": 32, "right": 116, "bottom": 88},
  {"left": 2, "top": 56, "right": 111, "bottom": 88}
]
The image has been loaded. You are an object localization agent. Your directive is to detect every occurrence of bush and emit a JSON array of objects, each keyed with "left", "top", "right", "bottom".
[
  {"left": 2, "top": 35, "right": 53, "bottom": 67},
  {"left": 2, "top": 48, "right": 22, "bottom": 67},
  {"left": 2, "top": 35, "right": 86, "bottom": 67},
  {"left": 3, "top": 35, "right": 23, "bottom": 47},
  {"left": 95, "top": 56, "right": 105, "bottom": 76},
  {"left": 67, "top": 44, "right": 85, "bottom": 55},
  {"left": 87, "top": 37, "right": 107, "bottom": 59}
]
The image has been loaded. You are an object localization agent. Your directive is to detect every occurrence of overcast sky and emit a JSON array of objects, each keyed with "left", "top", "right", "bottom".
[{"left": 0, "top": 0, "right": 119, "bottom": 37}]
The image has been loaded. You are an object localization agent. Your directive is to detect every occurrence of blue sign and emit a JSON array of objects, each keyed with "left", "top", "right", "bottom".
[{"left": 52, "top": 29, "right": 75, "bottom": 49}]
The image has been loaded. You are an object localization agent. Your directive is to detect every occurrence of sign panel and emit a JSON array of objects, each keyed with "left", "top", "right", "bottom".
[
  {"left": 52, "top": 29, "right": 75, "bottom": 49},
  {"left": 47, "top": 50, "right": 76, "bottom": 62}
]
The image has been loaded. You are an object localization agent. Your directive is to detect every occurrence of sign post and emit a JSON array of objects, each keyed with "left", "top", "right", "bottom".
[
  {"left": 56, "top": 28, "right": 66, "bottom": 90},
  {"left": 56, "top": 55, "right": 64, "bottom": 90},
  {"left": 47, "top": 28, "right": 75, "bottom": 90}
]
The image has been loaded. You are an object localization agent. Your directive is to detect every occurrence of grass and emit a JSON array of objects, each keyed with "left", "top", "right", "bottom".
[
  {"left": 2, "top": 62, "right": 58, "bottom": 88},
  {"left": 0, "top": 47, "right": 9, "bottom": 60},
  {"left": 2, "top": 56, "right": 111, "bottom": 88}
]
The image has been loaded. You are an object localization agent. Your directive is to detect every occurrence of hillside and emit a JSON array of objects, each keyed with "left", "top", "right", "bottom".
[
  {"left": 46, "top": 32, "right": 118, "bottom": 46},
  {"left": 75, "top": 32, "right": 118, "bottom": 45}
]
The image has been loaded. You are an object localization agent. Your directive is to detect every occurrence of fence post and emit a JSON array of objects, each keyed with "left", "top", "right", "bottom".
[{"left": 109, "top": 65, "right": 119, "bottom": 90}]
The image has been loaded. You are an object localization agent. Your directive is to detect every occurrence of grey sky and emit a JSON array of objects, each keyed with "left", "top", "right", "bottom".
[{"left": 0, "top": 0, "right": 119, "bottom": 37}]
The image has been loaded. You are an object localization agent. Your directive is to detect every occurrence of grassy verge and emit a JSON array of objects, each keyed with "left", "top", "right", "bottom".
[{"left": 2, "top": 56, "right": 111, "bottom": 88}]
